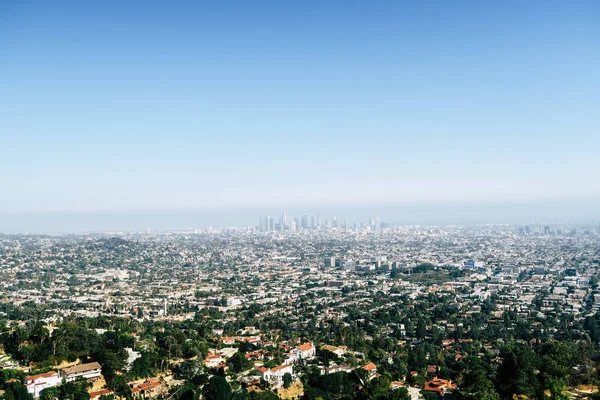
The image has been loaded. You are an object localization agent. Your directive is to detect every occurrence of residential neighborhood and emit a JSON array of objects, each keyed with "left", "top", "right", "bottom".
[{"left": 1, "top": 223, "right": 600, "bottom": 399}]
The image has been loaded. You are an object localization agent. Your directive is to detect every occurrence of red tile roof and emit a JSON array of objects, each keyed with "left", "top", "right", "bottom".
[
  {"left": 271, "top": 364, "right": 292, "bottom": 373},
  {"left": 424, "top": 378, "right": 457, "bottom": 394},
  {"left": 90, "top": 389, "right": 114, "bottom": 399},
  {"left": 362, "top": 362, "right": 377, "bottom": 371},
  {"left": 26, "top": 371, "right": 58, "bottom": 381},
  {"left": 297, "top": 343, "right": 314, "bottom": 351}
]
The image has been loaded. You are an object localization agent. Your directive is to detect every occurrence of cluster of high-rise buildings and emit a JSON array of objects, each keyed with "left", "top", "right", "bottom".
[
  {"left": 258, "top": 212, "right": 386, "bottom": 232},
  {"left": 518, "top": 224, "right": 600, "bottom": 236}
]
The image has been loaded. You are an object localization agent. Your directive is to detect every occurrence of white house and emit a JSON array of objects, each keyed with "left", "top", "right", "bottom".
[
  {"left": 292, "top": 342, "right": 316, "bottom": 361},
  {"left": 25, "top": 371, "right": 61, "bottom": 398},
  {"left": 257, "top": 364, "right": 293, "bottom": 387},
  {"left": 202, "top": 353, "right": 225, "bottom": 368},
  {"left": 125, "top": 347, "right": 141, "bottom": 371},
  {"left": 362, "top": 362, "right": 377, "bottom": 381}
]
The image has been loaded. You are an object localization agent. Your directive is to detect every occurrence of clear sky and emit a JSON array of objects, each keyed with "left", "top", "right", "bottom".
[{"left": 1, "top": 1, "right": 599, "bottom": 230}]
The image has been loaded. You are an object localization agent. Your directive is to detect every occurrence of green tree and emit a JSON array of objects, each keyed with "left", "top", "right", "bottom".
[
  {"left": 283, "top": 373, "right": 293, "bottom": 389},
  {"left": 229, "top": 352, "right": 252, "bottom": 373},
  {"left": 496, "top": 344, "right": 538, "bottom": 398},
  {"left": 1, "top": 381, "right": 33, "bottom": 400},
  {"left": 202, "top": 376, "right": 232, "bottom": 400}
]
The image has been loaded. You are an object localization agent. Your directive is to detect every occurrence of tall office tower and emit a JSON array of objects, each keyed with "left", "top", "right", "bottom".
[
  {"left": 291, "top": 220, "right": 297, "bottom": 231},
  {"left": 281, "top": 212, "right": 287, "bottom": 229},
  {"left": 369, "top": 217, "right": 375, "bottom": 228},
  {"left": 332, "top": 216, "right": 338, "bottom": 228},
  {"left": 344, "top": 219, "right": 349, "bottom": 229},
  {"left": 311, "top": 216, "right": 316, "bottom": 229},
  {"left": 525, "top": 225, "right": 531, "bottom": 235},
  {"left": 295, "top": 218, "right": 300, "bottom": 230},
  {"left": 544, "top": 226, "right": 551, "bottom": 235},
  {"left": 259, "top": 216, "right": 267, "bottom": 232},
  {"left": 375, "top": 217, "right": 381, "bottom": 231},
  {"left": 301, "top": 214, "right": 309, "bottom": 229},
  {"left": 317, "top": 213, "right": 322, "bottom": 228},
  {"left": 268, "top": 217, "right": 274, "bottom": 232}
]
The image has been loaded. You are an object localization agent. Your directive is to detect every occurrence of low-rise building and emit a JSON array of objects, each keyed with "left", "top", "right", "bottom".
[
  {"left": 61, "top": 362, "right": 102, "bottom": 382},
  {"left": 257, "top": 364, "right": 293, "bottom": 387},
  {"left": 25, "top": 371, "right": 61, "bottom": 398}
]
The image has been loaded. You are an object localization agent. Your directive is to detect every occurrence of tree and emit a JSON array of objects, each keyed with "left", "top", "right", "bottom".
[
  {"left": 248, "top": 391, "right": 279, "bottom": 400},
  {"left": 130, "top": 352, "right": 159, "bottom": 379},
  {"left": 303, "top": 371, "right": 358, "bottom": 400},
  {"left": 0, "top": 369, "right": 25, "bottom": 389},
  {"left": 1, "top": 381, "right": 33, "bottom": 400},
  {"left": 283, "top": 372, "right": 293, "bottom": 389},
  {"left": 229, "top": 352, "right": 252, "bottom": 373},
  {"left": 416, "top": 319, "right": 427, "bottom": 340},
  {"left": 230, "top": 391, "right": 249, "bottom": 400},
  {"left": 421, "top": 392, "right": 438, "bottom": 400},
  {"left": 202, "top": 376, "right": 232, "bottom": 400},
  {"left": 173, "top": 358, "right": 203, "bottom": 382},
  {"left": 459, "top": 368, "right": 499, "bottom": 400},
  {"left": 496, "top": 344, "right": 538, "bottom": 398},
  {"left": 95, "top": 349, "right": 126, "bottom": 385},
  {"left": 40, "top": 381, "right": 90, "bottom": 400},
  {"left": 107, "top": 375, "right": 132, "bottom": 400},
  {"left": 40, "top": 387, "right": 59, "bottom": 400}
]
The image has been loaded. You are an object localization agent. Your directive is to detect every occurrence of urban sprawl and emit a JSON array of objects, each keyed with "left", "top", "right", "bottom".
[{"left": 1, "top": 218, "right": 600, "bottom": 400}]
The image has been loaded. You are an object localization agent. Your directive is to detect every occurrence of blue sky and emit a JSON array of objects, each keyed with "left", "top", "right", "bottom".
[{"left": 1, "top": 0, "right": 599, "bottom": 222}]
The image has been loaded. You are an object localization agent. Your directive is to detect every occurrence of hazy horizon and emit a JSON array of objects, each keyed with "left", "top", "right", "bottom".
[{"left": 1, "top": 200, "right": 599, "bottom": 234}]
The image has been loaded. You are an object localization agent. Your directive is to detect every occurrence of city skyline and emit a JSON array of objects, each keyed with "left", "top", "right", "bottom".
[
  {"left": 1, "top": 202, "right": 600, "bottom": 234},
  {"left": 258, "top": 212, "right": 383, "bottom": 232}
]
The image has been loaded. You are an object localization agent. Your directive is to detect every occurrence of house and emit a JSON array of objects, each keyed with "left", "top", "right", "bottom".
[
  {"left": 424, "top": 378, "right": 457, "bottom": 396},
  {"left": 217, "top": 347, "right": 238, "bottom": 359},
  {"left": 61, "top": 362, "right": 102, "bottom": 382},
  {"left": 202, "top": 353, "right": 225, "bottom": 368},
  {"left": 239, "top": 326, "right": 259, "bottom": 335},
  {"left": 125, "top": 347, "right": 141, "bottom": 370},
  {"left": 292, "top": 342, "right": 316, "bottom": 361},
  {"left": 221, "top": 336, "right": 237, "bottom": 345},
  {"left": 130, "top": 378, "right": 165, "bottom": 398},
  {"left": 319, "top": 365, "right": 353, "bottom": 375},
  {"left": 361, "top": 362, "right": 377, "bottom": 381},
  {"left": 245, "top": 351, "right": 264, "bottom": 361},
  {"left": 245, "top": 336, "right": 263, "bottom": 346},
  {"left": 25, "top": 371, "right": 61, "bottom": 398},
  {"left": 241, "top": 378, "right": 261, "bottom": 388},
  {"left": 257, "top": 364, "right": 293, "bottom": 387},
  {"left": 427, "top": 365, "right": 438, "bottom": 376},
  {"left": 320, "top": 344, "right": 347, "bottom": 357},
  {"left": 90, "top": 389, "right": 115, "bottom": 400}
]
